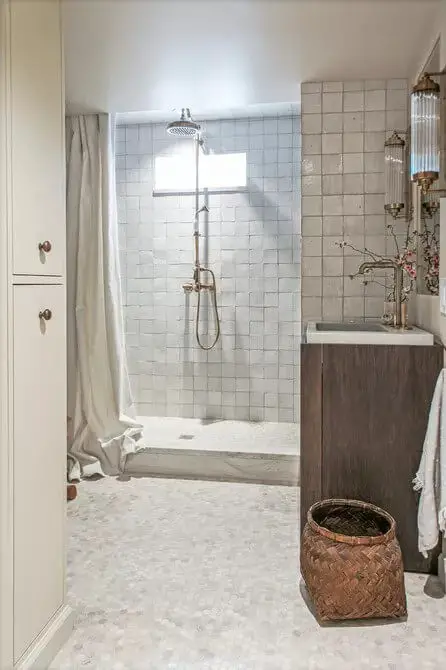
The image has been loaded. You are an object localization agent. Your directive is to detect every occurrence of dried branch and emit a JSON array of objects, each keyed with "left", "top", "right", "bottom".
[
  {"left": 386, "top": 222, "right": 400, "bottom": 256},
  {"left": 337, "top": 241, "right": 384, "bottom": 262}
]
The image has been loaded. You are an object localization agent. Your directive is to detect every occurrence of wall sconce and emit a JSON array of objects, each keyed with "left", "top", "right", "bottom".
[
  {"left": 420, "top": 186, "right": 446, "bottom": 218},
  {"left": 410, "top": 73, "right": 440, "bottom": 193},
  {"left": 384, "top": 131, "right": 405, "bottom": 218},
  {"left": 421, "top": 200, "right": 440, "bottom": 219}
]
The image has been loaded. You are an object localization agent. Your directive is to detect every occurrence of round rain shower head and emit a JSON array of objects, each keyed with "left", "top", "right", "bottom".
[{"left": 166, "top": 108, "right": 200, "bottom": 137}]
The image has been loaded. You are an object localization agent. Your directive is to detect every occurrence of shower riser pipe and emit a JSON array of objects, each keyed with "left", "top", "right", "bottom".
[{"left": 194, "top": 135, "right": 200, "bottom": 237}]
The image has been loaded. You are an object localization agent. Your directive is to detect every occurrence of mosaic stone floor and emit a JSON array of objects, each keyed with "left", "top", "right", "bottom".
[{"left": 52, "top": 477, "right": 446, "bottom": 670}]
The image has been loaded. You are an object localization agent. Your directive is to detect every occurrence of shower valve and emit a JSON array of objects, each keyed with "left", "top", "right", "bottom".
[{"left": 182, "top": 282, "right": 201, "bottom": 293}]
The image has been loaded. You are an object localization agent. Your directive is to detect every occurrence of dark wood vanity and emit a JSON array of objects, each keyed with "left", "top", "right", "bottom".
[{"left": 301, "top": 342, "right": 443, "bottom": 573}]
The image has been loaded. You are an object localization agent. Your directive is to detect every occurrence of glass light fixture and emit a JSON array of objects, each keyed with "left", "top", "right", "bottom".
[
  {"left": 410, "top": 73, "right": 440, "bottom": 193},
  {"left": 421, "top": 190, "right": 441, "bottom": 218},
  {"left": 384, "top": 131, "right": 405, "bottom": 218}
]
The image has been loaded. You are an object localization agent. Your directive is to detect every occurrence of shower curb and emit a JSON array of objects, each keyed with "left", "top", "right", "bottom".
[{"left": 123, "top": 447, "right": 299, "bottom": 487}]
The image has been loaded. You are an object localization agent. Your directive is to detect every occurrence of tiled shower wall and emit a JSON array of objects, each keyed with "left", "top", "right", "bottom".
[
  {"left": 116, "top": 115, "right": 301, "bottom": 422},
  {"left": 301, "top": 79, "right": 409, "bottom": 322}
]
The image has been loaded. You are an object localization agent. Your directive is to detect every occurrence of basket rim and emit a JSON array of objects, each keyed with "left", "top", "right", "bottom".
[{"left": 307, "top": 498, "right": 396, "bottom": 545}]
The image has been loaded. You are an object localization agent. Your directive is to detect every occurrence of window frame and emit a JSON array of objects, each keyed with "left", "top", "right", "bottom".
[{"left": 153, "top": 151, "right": 248, "bottom": 195}]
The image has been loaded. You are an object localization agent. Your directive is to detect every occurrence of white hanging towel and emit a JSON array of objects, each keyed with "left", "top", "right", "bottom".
[{"left": 413, "top": 368, "right": 446, "bottom": 557}]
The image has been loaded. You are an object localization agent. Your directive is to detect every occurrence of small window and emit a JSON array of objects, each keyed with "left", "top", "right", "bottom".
[{"left": 154, "top": 152, "right": 246, "bottom": 192}]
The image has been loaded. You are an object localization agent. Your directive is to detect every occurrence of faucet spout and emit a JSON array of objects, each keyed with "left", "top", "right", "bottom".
[
  {"left": 356, "top": 260, "right": 404, "bottom": 328},
  {"left": 357, "top": 259, "right": 398, "bottom": 274}
]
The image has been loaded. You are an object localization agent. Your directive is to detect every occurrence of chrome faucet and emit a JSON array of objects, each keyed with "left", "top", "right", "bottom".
[{"left": 357, "top": 260, "right": 404, "bottom": 328}]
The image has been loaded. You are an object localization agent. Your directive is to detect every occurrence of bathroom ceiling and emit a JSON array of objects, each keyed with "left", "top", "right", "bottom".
[
  {"left": 116, "top": 103, "right": 300, "bottom": 125},
  {"left": 63, "top": 0, "right": 440, "bottom": 116}
]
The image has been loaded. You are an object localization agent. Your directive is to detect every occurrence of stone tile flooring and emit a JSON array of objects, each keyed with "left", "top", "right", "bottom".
[{"left": 52, "top": 478, "right": 446, "bottom": 670}]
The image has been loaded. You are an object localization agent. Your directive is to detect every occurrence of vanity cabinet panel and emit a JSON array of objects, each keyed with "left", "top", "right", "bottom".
[
  {"left": 301, "top": 343, "right": 443, "bottom": 574},
  {"left": 9, "top": 0, "right": 65, "bottom": 277},
  {"left": 13, "top": 284, "right": 66, "bottom": 662},
  {"left": 300, "top": 344, "right": 323, "bottom": 533}
]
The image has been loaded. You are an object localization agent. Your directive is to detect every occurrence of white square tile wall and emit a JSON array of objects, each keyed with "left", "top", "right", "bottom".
[
  {"left": 301, "top": 79, "right": 409, "bottom": 323},
  {"left": 117, "top": 115, "right": 301, "bottom": 422}
]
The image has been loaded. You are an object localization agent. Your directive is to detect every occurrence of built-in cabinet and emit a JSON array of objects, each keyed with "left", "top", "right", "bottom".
[
  {"left": 301, "top": 343, "right": 443, "bottom": 575},
  {"left": 0, "top": 2, "right": 72, "bottom": 669},
  {"left": 9, "top": 1, "right": 65, "bottom": 277},
  {"left": 13, "top": 285, "right": 67, "bottom": 662}
]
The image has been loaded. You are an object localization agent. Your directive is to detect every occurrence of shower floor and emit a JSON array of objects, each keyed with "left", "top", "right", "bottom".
[
  {"left": 124, "top": 417, "right": 299, "bottom": 486},
  {"left": 138, "top": 416, "right": 298, "bottom": 453}
]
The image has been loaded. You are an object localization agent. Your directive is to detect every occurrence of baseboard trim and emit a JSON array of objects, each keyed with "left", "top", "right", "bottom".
[{"left": 15, "top": 604, "right": 74, "bottom": 670}]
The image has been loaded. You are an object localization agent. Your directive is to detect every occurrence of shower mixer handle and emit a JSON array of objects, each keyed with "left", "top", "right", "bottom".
[{"left": 182, "top": 282, "right": 200, "bottom": 293}]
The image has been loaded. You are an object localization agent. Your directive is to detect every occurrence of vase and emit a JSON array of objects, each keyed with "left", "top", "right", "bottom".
[{"left": 401, "top": 302, "right": 408, "bottom": 328}]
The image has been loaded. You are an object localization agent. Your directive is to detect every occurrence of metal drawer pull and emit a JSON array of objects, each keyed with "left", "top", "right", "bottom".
[
  {"left": 38, "top": 240, "right": 52, "bottom": 253},
  {"left": 39, "top": 309, "right": 52, "bottom": 321}
]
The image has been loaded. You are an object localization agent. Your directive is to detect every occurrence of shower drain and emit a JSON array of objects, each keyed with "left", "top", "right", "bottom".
[{"left": 179, "top": 434, "right": 195, "bottom": 440}]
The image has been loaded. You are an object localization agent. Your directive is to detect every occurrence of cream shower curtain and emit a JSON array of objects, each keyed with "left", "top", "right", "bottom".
[{"left": 66, "top": 114, "right": 145, "bottom": 478}]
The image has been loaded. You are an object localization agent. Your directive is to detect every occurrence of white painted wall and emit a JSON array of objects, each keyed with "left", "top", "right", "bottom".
[
  {"left": 63, "top": 0, "right": 440, "bottom": 115},
  {"left": 440, "top": 0, "right": 446, "bottom": 72}
]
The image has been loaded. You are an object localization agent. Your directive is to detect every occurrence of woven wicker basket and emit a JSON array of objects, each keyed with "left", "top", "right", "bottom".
[{"left": 301, "top": 499, "right": 407, "bottom": 622}]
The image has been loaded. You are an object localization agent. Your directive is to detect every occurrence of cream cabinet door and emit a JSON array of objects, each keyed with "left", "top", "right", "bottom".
[
  {"left": 10, "top": 0, "right": 64, "bottom": 276},
  {"left": 13, "top": 284, "right": 66, "bottom": 663}
]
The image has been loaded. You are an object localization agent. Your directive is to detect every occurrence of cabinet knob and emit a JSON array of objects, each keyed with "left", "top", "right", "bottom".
[
  {"left": 39, "top": 309, "right": 52, "bottom": 321},
  {"left": 38, "top": 240, "right": 52, "bottom": 253}
]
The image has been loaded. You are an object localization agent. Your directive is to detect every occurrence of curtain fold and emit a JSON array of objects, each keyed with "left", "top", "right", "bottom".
[{"left": 66, "top": 114, "right": 146, "bottom": 478}]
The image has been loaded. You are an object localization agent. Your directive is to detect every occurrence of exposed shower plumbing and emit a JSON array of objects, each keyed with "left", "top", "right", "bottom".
[
  {"left": 195, "top": 204, "right": 209, "bottom": 217},
  {"left": 166, "top": 109, "right": 221, "bottom": 350}
]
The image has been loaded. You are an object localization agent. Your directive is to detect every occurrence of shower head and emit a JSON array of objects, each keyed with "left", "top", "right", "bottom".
[{"left": 166, "top": 108, "right": 200, "bottom": 137}]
